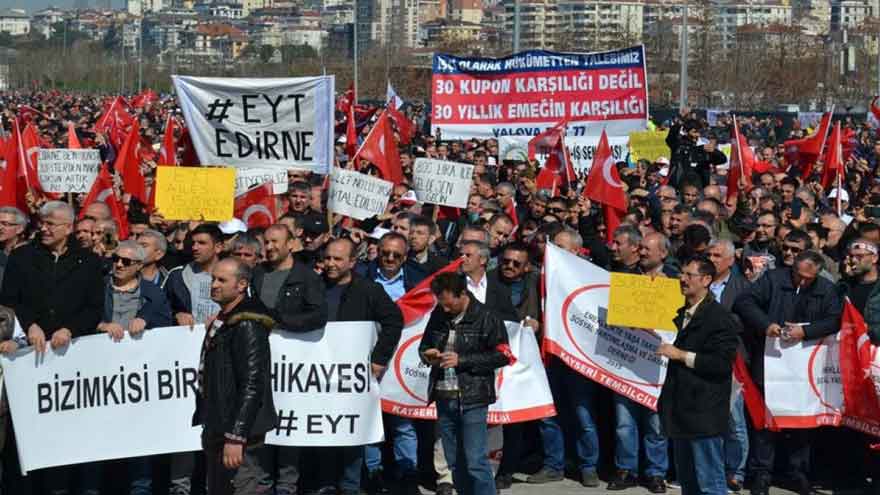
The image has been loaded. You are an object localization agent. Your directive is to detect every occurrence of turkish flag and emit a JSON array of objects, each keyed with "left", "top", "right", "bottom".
[
  {"left": 67, "top": 122, "right": 82, "bottom": 149},
  {"left": 821, "top": 121, "right": 843, "bottom": 191},
  {"left": 871, "top": 96, "right": 880, "bottom": 126},
  {"left": 81, "top": 165, "right": 130, "bottom": 240},
  {"left": 582, "top": 130, "right": 626, "bottom": 242},
  {"left": 726, "top": 115, "right": 756, "bottom": 199},
  {"left": 0, "top": 123, "right": 26, "bottom": 211},
  {"left": 113, "top": 120, "right": 146, "bottom": 203},
  {"left": 397, "top": 258, "right": 464, "bottom": 326},
  {"left": 345, "top": 101, "right": 357, "bottom": 159},
  {"left": 354, "top": 111, "right": 403, "bottom": 184},
  {"left": 337, "top": 83, "right": 355, "bottom": 114},
  {"left": 235, "top": 182, "right": 277, "bottom": 229},
  {"left": 158, "top": 115, "right": 177, "bottom": 166},
  {"left": 529, "top": 120, "right": 576, "bottom": 191},
  {"left": 95, "top": 96, "right": 134, "bottom": 136},
  {"left": 387, "top": 104, "right": 414, "bottom": 146},
  {"left": 130, "top": 89, "right": 159, "bottom": 109},
  {"left": 179, "top": 127, "right": 201, "bottom": 166},
  {"left": 785, "top": 110, "right": 832, "bottom": 178},
  {"left": 839, "top": 299, "right": 880, "bottom": 434}
]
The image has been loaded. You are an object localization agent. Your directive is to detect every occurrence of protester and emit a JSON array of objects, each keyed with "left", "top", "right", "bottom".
[
  {"left": 194, "top": 257, "right": 278, "bottom": 495},
  {"left": 164, "top": 223, "right": 224, "bottom": 326},
  {"left": 420, "top": 272, "right": 512, "bottom": 495},
  {"left": 657, "top": 255, "right": 739, "bottom": 495}
]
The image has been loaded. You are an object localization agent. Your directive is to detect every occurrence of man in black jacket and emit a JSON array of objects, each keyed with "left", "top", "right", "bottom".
[
  {"left": 316, "top": 238, "right": 404, "bottom": 495},
  {"left": 657, "top": 256, "right": 738, "bottom": 495},
  {"left": 0, "top": 201, "right": 104, "bottom": 494},
  {"left": 420, "top": 272, "right": 512, "bottom": 495},
  {"left": 194, "top": 257, "right": 277, "bottom": 495},
  {"left": 666, "top": 108, "right": 726, "bottom": 188},
  {"left": 733, "top": 250, "right": 843, "bottom": 495}
]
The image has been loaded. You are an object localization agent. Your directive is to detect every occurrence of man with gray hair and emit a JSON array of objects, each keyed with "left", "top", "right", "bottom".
[
  {"left": 638, "top": 232, "right": 678, "bottom": 278},
  {"left": 611, "top": 225, "right": 643, "bottom": 273},
  {"left": 230, "top": 233, "right": 263, "bottom": 269},
  {"left": 97, "top": 240, "right": 172, "bottom": 494},
  {"left": 0, "top": 206, "right": 27, "bottom": 255},
  {"left": 137, "top": 229, "right": 169, "bottom": 286},
  {"left": 0, "top": 201, "right": 104, "bottom": 493}
]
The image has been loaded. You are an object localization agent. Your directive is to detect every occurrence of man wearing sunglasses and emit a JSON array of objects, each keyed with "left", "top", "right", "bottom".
[{"left": 97, "top": 240, "right": 172, "bottom": 494}]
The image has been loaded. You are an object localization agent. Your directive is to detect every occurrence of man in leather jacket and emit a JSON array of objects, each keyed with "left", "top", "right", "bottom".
[
  {"left": 420, "top": 272, "right": 513, "bottom": 495},
  {"left": 193, "top": 258, "right": 278, "bottom": 495}
]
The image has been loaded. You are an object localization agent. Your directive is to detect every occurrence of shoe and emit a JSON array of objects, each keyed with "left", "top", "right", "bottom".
[
  {"left": 750, "top": 476, "right": 770, "bottom": 495},
  {"left": 580, "top": 469, "right": 600, "bottom": 488},
  {"left": 727, "top": 477, "right": 742, "bottom": 493},
  {"left": 645, "top": 476, "right": 667, "bottom": 494},
  {"left": 526, "top": 468, "right": 564, "bottom": 484},
  {"left": 606, "top": 470, "right": 638, "bottom": 490},
  {"left": 366, "top": 470, "right": 391, "bottom": 495},
  {"left": 400, "top": 475, "right": 422, "bottom": 495},
  {"left": 494, "top": 474, "right": 512, "bottom": 490},
  {"left": 435, "top": 483, "right": 453, "bottom": 495}
]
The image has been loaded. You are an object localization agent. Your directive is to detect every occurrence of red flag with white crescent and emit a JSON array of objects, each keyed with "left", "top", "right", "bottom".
[{"left": 234, "top": 182, "right": 277, "bottom": 229}]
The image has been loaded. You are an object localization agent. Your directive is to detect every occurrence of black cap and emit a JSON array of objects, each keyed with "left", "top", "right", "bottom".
[{"left": 299, "top": 213, "right": 328, "bottom": 237}]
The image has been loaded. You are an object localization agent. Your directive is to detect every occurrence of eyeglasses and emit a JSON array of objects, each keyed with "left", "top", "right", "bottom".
[
  {"left": 111, "top": 254, "right": 139, "bottom": 267},
  {"left": 681, "top": 271, "right": 704, "bottom": 279},
  {"left": 501, "top": 258, "right": 523, "bottom": 268},
  {"left": 379, "top": 250, "right": 404, "bottom": 260},
  {"left": 40, "top": 220, "right": 70, "bottom": 230},
  {"left": 547, "top": 207, "right": 565, "bottom": 214},
  {"left": 0, "top": 221, "right": 20, "bottom": 228}
]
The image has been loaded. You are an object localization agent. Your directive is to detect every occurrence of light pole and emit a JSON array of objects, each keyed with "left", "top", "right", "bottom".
[
  {"left": 353, "top": 0, "right": 358, "bottom": 103},
  {"left": 679, "top": 1, "right": 688, "bottom": 110}
]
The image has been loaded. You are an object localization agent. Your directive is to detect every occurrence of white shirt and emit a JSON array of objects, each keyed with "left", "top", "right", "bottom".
[{"left": 467, "top": 273, "right": 487, "bottom": 304}]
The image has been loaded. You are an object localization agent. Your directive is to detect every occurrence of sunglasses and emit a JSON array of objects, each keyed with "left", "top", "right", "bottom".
[
  {"left": 112, "top": 254, "right": 139, "bottom": 267},
  {"left": 501, "top": 258, "right": 523, "bottom": 268},
  {"left": 782, "top": 245, "right": 803, "bottom": 254},
  {"left": 380, "top": 250, "right": 404, "bottom": 260},
  {"left": 547, "top": 207, "right": 566, "bottom": 214}
]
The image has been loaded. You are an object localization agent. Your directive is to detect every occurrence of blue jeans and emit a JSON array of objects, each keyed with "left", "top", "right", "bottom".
[
  {"left": 317, "top": 446, "right": 364, "bottom": 492},
  {"left": 724, "top": 392, "right": 749, "bottom": 482},
  {"left": 613, "top": 395, "right": 668, "bottom": 477},
  {"left": 364, "top": 415, "right": 418, "bottom": 475},
  {"left": 673, "top": 437, "right": 727, "bottom": 495},
  {"left": 436, "top": 400, "right": 496, "bottom": 495},
  {"left": 539, "top": 360, "right": 600, "bottom": 473}
]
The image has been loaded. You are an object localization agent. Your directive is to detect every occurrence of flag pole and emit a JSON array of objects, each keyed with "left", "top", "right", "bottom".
[{"left": 350, "top": 110, "right": 385, "bottom": 169}]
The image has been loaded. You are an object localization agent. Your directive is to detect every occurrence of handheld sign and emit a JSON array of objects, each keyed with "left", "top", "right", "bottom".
[
  {"left": 235, "top": 167, "right": 289, "bottom": 196},
  {"left": 607, "top": 272, "right": 683, "bottom": 332},
  {"left": 412, "top": 158, "right": 473, "bottom": 208},
  {"left": 37, "top": 149, "right": 101, "bottom": 193},
  {"left": 156, "top": 167, "right": 235, "bottom": 221},
  {"left": 628, "top": 131, "right": 670, "bottom": 163},
  {"left": 328, "top": 167, "right": 393, "bottom": 221}
]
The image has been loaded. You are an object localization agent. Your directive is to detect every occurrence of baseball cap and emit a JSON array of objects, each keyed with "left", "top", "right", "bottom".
[
  {"left": 828, "top": 188, "right": 850, "bottom": 202},
  {"left": 299, "top": 213, "right": 328, "bottom": 237}
]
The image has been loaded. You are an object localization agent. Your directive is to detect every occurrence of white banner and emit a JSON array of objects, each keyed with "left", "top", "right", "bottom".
[
  {"left": 37, "top": 148, "right": 101, "bottom": 193},
  {"left": 412, "top": 158, "right": 474, "bottom": 208},
  {"left": 173, "top": 75, "right": 334, "bottom": 174},
  {"left": 235, "top": 167, "right": 289, "bottom": 196},
  {"left": 2, "top": 322, "right": 382, "bottom": 473},
  {"left": 381, "top": 318, "right": 556, "bottom": 423},
  {"left": 328, "top": 167, "right": 393, "bottom": 221},
  {"left": 498, "top": 135, "right": 629, "bottom": 173},
  {"left": 543, "top": 243, "right": 674, "bottom": 410},
  {"left": 763, "top": 334, "right": 843, "bottom": 428}
]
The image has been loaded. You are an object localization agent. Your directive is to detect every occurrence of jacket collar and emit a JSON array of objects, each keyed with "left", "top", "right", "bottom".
[{"left": 675, "top": 296, "right": 712, "bottom": 331}]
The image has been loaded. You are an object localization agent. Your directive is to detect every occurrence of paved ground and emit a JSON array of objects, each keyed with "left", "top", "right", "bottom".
[{"left": 498, "top": 474, "right": 818, "bottom": 495}]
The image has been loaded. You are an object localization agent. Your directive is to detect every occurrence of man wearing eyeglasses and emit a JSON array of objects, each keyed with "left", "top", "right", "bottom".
[
  {"left": 0, "top": 201, "right": 105, "bottom": 493},
  {"left": 97, "top": 240, "right": 172, "bottom": 495},
  {"left": 0, "top": 206, "right": 27, "bottom": 255}
]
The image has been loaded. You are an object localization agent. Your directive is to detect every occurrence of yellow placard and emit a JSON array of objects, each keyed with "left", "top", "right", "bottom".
[
  {"left": 607, "top": 272, "right": 684, "bottom": 332},
  {"left": 628, "top": 130, "right": 670, "bottom": 163},
  {"left": 156, "top": 166, "right": 235, "bottom": 222}
]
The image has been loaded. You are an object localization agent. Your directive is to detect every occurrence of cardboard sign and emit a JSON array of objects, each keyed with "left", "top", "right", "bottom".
[
  {"left": 235, "top": 167, "right": 289, "bottom": 196},
  {"left": 607, "top": 272, "right": 684, "bottom": 332},
  {"left": 412, "top": 158, "right": 473, "bottom": 208},
  {"left": 37, "top": 149, "right": 101, "bottom": 193},
  {"left": 628, "top": 130, "right": 670, "bottom": 163},
  {"left": 328, "top": 167, "right": 393, "bottom": 221},
  {"left": 155, "top": 167, "right": 235, "bottom": 221}
]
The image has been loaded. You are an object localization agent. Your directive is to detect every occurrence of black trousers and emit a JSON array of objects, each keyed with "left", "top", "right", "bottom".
[
  {"left": 202, "top": 434, "right": 266, "bottom": 495},
  {"left": 748, "top": 428, "right": 811, "bottom": 481}
]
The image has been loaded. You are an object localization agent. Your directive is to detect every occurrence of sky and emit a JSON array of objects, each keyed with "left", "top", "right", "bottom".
[{"left": 0, "top": 1, "right": 124, "bottom": 13}]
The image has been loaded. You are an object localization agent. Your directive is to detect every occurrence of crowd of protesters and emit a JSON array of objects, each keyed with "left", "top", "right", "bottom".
[{"left": 0, "top": 91, "right": 875, "bottom": 495}]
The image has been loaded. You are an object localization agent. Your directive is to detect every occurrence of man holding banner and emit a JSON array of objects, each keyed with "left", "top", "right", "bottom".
[
  {"left": 657, "top": 256, "right": 739, "bottom": 495},
  {"left": 194, "top": 258, "right": 278, "bottom": 495}
]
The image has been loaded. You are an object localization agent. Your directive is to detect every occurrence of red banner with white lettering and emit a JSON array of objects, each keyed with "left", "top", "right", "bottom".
[{"left": 431, "top": 47, "right": 648, "bottom": 140}]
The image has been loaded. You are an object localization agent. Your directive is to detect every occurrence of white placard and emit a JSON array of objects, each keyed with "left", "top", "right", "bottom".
[
  {"left": 173, "top": 75, "right": 334, "bottom": 174},
  {"left": 327, "top": 167, "right": 393, "bottom": 221},
  {"left": 235, "top": 167, "right": 289, "bottom": 196},
  {"left": 2, "top": 322, "right": 383, "bottom": 473},
  {"left": 37, "top": 148, "right": 101, "bottom": 193},
  {"left": 412, "top": 158, "right": 474, "bottom": 208}
]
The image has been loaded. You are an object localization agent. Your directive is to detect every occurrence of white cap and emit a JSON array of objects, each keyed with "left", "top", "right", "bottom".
[
  {"left": 370, "top": 226, "right": 391, "bottom": 240},
  {"left": 828, "top": 188, "right": 850, "bottom": 203},
  {"left": 656, "top": 157, "right": 670, "bottom": 165},
  {"left": 219, "top": 218, "right": 248, "bottom": 235}
]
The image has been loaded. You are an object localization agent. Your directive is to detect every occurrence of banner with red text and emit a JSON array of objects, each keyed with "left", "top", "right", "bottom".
[
  {"left": 763, "top": 334, "right": 844, "bottom": 428},
  {"left": 380, "top": 317, "right": 556, "bottom": 424},
  {"left": 543, "top": 242, "right": 675, "bottom": 411},
  {"left": 431, "top": 47, "right": 648, "bottom": 140}
]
